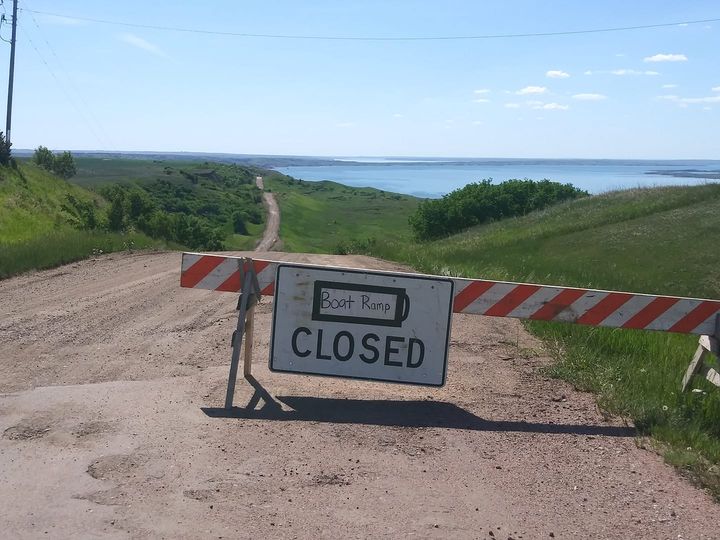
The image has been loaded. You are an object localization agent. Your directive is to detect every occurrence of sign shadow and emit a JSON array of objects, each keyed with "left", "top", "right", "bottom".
[{"left": 202, "top": 377, "right": 635, "bottom": 438}]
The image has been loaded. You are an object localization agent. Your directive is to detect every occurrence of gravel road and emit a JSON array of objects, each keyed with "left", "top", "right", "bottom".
[
  {"left": 255, "top": 176, "right": 280, "bottom": 251},
  {"left": 0, "top": 251, "right": 716, "bottom": 539}
]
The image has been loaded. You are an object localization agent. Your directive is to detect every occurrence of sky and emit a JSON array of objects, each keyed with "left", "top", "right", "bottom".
[{"left": 0, "top": 0, "right": 718, "bottom": 158}]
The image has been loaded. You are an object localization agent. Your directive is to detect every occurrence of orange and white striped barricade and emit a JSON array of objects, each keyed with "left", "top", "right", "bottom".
[{"left": 181, "top": 252, "right": 720, "bottom": 398}]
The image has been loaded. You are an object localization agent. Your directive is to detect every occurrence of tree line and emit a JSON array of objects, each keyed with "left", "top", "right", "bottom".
[{"left": 409, "top": 178, "right": 588, "bottom": 240}]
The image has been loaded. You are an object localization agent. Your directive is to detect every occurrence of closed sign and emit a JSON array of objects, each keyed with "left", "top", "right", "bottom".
[{"left": 270, "top": 264, "right": 453, "bottom": 386}]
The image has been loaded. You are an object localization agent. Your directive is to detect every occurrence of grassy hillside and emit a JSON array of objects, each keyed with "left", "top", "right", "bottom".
[
  {"left": 366, "top": 183, "right": 720, "bottom": 496},
  {"left": 0, "top": 162, "right": 102, "bottom": 243},
  {"left": 265, "top": 172, "right": 419, "bottom": 253},
  {"left": 0, "top": 163, "right": 167, "bottom": 278},
  {"left": 71, "top": 157, "right": 267, "bottom": 250}
]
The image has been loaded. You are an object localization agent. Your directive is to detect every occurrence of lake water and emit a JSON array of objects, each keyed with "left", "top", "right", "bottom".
[{"left": 276, "top": 159, "right": 720, "bottom": 197}]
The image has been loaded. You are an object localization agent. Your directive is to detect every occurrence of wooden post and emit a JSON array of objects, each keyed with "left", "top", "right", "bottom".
[
  {"left": 224, "top": 258, "right": 261, "bottom": 409},
  {"left": 682, "top": 315, "right": 720, "bottom": 392},
  {"left": 243, "top": 305, "right": 255, "bottom": 378}
]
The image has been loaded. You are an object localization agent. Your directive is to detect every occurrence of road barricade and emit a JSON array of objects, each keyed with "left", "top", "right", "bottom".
[{"left": 180, "top": 252, "right": 720, "bottom": 404}]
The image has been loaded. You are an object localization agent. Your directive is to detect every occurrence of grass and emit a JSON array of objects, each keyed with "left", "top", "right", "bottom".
[
  {"left": 363, "top": 183, "right": 720, "bottom": 497},
  {"left": 0, "top": 163, "right": 173, "bottom": 278},
  {"left": 0, "top": 162, "right": 103, "bottom": 243},
  {"left": 0, "top": 230, "right": 172, "bottom": 279},
  {"left": 265, "top": 172, "right": 419, "bottom": 253}
]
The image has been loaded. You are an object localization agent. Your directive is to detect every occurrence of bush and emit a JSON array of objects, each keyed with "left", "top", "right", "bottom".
[
  {"left": 409, "top": 178, "right": 588, "bottom": 240},
  {"left": 53, "top": 151, "right": 77, "bottom": 179},
  {"left": 0, "top": 131, "right": 11, "bottom": 165},
  {"left": 33, "top": 145, "right": 54, "bottom": 169},
  {"left": 33, "top": 146, "right": 77, "bottom": 179}
]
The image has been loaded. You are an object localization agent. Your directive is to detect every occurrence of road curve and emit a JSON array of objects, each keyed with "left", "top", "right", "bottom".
[{"left": 255, "top": 176, "right": 280, "bottom": 251}]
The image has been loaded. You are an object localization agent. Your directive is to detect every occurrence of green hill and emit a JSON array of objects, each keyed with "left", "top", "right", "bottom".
[
  {"left": 367, "top": 183, "right": 720, "bottom": 496},
  {"left": 265, "top": 172, "right": 419, "bottom": 253},
  {"left": 0, "top": 163, "right": 167, "bottom": 278},
  {"left": 0, "top": 162, "right": 101, "bottom": 243}
]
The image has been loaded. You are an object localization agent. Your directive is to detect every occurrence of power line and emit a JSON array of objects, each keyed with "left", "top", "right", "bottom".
[
  {"left": 19, "top": 8, "right": 720, "bottom": 41},
  {"left": 18, "top": 22, "right": 108, "bottom": 148},
  {"left": 25, "top": 9, "right": 113, "bottom": 148}
]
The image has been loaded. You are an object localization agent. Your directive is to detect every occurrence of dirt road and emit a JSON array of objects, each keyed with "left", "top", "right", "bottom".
[
  {"left": 0, "top": 251, "right": 717, "bottom": 539},
  {"left": 255, "top": 176, "right": 280, "bottom": 251}
]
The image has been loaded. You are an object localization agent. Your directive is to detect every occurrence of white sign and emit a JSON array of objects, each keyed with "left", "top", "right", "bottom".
[{"left": 270, "top": 264, "right": 453, "bottom": 386}]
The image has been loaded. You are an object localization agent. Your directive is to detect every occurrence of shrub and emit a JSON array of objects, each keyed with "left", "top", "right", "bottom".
[
  {"left": 409, "top": 178, "right": 588, "bottom": 240},
  {"left": 0, "top": 131, "right": 11, "bottom": 165}
]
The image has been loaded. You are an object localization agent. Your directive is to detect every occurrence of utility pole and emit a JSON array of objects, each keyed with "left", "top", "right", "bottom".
[{"left": 5, "top": 0, "right": 17, "bottom": 143}]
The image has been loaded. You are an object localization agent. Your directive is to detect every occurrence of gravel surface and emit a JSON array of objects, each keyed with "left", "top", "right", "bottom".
[{"left": 0, "top": 251, "right": 716, "bottom": 539}]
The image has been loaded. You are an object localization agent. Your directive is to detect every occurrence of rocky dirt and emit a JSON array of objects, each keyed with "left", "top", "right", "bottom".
[{"left": 0, "top": 251, "right": 717, "bottom": 539}]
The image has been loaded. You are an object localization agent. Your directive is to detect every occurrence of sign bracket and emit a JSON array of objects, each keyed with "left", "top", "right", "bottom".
[
  {"left": 682, "top": 315, "right": 720, "bottom": 392},
  {"left": 225, "top": 257, "right": 262, "bottom": 409}
]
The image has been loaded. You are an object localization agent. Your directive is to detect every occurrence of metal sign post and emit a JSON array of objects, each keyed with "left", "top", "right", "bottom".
[{"left": 225, "top": 258, "right": 261, "bottom": 409}]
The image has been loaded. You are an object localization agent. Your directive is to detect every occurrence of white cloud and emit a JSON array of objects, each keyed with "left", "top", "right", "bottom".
[
  {"left": 572, "top": 93, "right": 607, "bottom": 101},
  {"left": 713, "top": 86, "right": 720, "bottom": 92},
  {"left": 504, "top": 103, "right": 521, "bottom": 109},
  {"left": 615, "top": 53, "right": 626, "bottom": 57},
  {"left": 584, "top": 70, "right": 593, "bottom": 75},
  {"left": 546, "top": 70, "right": 570, "bottom": 79},
  {"left": 119, "top": 33, "right": 168, "bottom": 58},
  {"left": 472, "top": 120, "right": 483, "bottom": 125},
  {"left": 525, "top": 100, "right": 544, "bottom": 107},
  {"left": 662, "top": 84, "right": 678, "bottom": 89},
  {"left": 336, "top": 121, "right": 356, "bottom": 128},
  {"left": 644, "top": 53, "right": 687, "bottom": 62},
  {"left": 392, "top": 113, "right": 403, "bottom": 118},
  {"left": 658, "top": 94, "right": 720, "bottom": 105},
  {"left": 473, "top": 98, "right": 490, "bottom": 103},
  {"left": 474, "top": 89, "right": 490, "bottom": 94},
  {"left": 539, "top": 103, "right": 569, "bottom": 110},
  {"left": 612, "top": 69, "right": 659, "bottom": 76},
  {"left": 516, "top": 86, "right": 547, "bottom": 95},
  {"left": 40, "top": 14, "right": 84, "bottom": 26},
  {"left": 680, "top": 96, "right": 720, "bottom": 104}
]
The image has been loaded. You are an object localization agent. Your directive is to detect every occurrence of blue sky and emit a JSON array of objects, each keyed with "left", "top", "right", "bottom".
[{"left": 1, "top": 1, "right": 718, "bottom": 158}]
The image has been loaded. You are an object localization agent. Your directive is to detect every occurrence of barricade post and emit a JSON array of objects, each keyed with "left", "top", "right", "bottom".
[
  {"left": 682, "top": 315, "right": 720, "bottom": 392},
  {"left": 224, "top": 257, "right": 261, "bottom": 409}
]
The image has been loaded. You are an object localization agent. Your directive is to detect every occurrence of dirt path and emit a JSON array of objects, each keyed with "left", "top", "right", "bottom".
[
  {"left": 0, "top": 251, "right": 717, "bottom": 539},
  {"left": 255, "top": 176, "right": 280, "bottom": 251}
]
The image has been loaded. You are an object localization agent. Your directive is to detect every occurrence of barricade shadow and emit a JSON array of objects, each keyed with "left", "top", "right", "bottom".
[{"left": 202, "top": 377, "right": 635, "bottom": 438}]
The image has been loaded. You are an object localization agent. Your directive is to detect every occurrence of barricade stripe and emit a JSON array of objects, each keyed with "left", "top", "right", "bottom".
[
  {"left": 484, "top": 284, "right": 541, "bottom": 317},
  {"left": 576, "top": 293, "right": 633, "bottom": 326},
  {"left": 600, "top": 295, "right": 657, "bottom": 328},
  {"left": 180, "top": 255, "right": 225, "bottom": 289},
  {"left": 194, "top": 257, "right": 239, "bottom": 291},
  {"left": 453, "top": 280, "right": 495, "bottom": 312},
  {"left": 645, "top": 299, "right": 703, "bottom": 331},
  {"left": 178, "top": 253, "right": 720, "bottom": 335},
  {"left": 670, "top": 301, "right": 720, "bottom": 333},
  {"left": 507, "top": 287, "right": 564, "bottom": 319},
  {"left": 216, "top": 270, "right": 241, "bottom": 292},
  {"left": 622, "top": 297, "right": 680, "bottom": 329},
  {"left": 261, "top": 282, "right": 275, "bottom": 296},
  {"left": 553, "top": 291, "right": 609, "bottom": 323},
  {"left": 529, "top": 288, "right": 587, "bottom": 320}
]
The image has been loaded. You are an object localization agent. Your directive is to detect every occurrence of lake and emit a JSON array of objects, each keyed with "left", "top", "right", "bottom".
[{"left": 276, "top": 159, "right": 720, "bottom": 197}]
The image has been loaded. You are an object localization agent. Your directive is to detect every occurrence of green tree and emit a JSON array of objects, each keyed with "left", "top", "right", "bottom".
[
  {"left": 33, "top": 146, "right": 54, "bottom": 170},
  {"left": 0, "top": 132, "right": 11, "bottom": 166},
  {"left": 107, "top": 195, "right": 125, "bottom": 231},
  {"left": 52, "top": 151, "right": 77, "bottom": 179}
]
